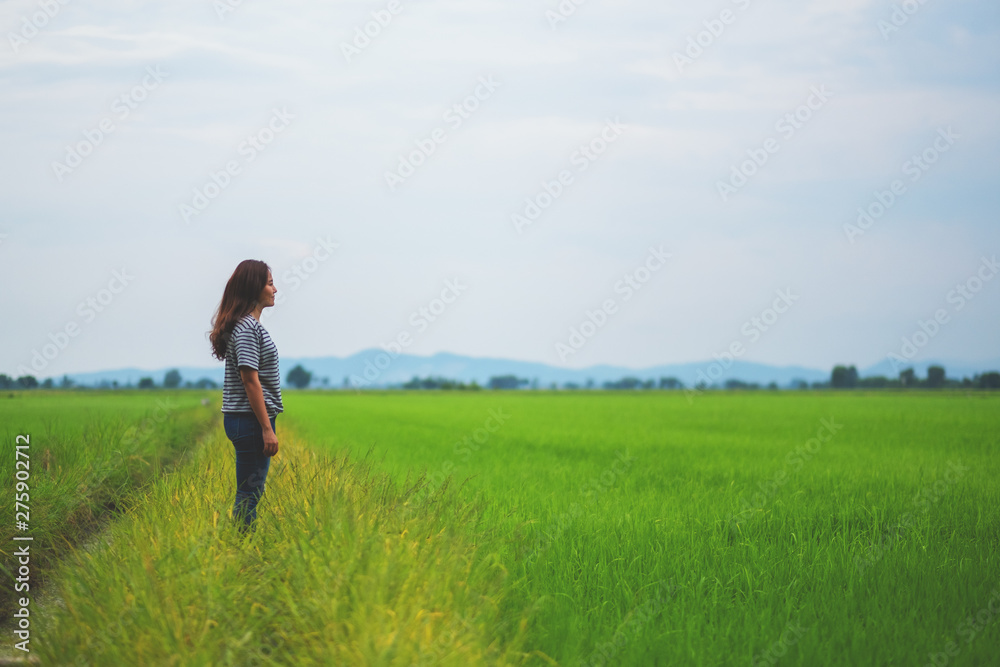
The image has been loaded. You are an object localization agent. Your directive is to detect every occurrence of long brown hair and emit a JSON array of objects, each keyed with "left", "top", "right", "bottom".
[{"left": 209, "top": 259, "right": 271, "bottom": 361}]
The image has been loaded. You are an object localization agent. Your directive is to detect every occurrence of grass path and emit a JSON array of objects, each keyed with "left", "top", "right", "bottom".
[
  {"left": 0, "top": 392, "right": 219, "bottom": 624},
  {"left": 29, "top": 417, "right": 542, "bottom": 666},
  {"left": 0, "top": 396, "right": 219, "bottom": 664}
]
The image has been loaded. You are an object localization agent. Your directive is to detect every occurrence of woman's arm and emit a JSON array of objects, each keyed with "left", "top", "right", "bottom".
[{"left": 239, "top": 367, "right": 279, "bottom": 456}]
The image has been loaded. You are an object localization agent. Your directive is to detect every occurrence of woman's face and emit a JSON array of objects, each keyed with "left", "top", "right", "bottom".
[{"left": 258, "top": 271, "right": 276, "bottom": 308}]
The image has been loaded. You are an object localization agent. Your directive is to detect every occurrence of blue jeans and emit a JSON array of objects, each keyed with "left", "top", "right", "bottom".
[{"left": 223, "top": 412, "right": 277, "bottom": 533}]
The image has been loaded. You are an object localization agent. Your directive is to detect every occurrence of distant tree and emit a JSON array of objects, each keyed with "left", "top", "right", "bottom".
[
  {"left": 926, "top": 366, "right": 946, "bottom": 389},
  {"left": 488, "top": 375, "right": 528, "bottom": 390},
  {"left": 563, "top": 382, "right": 581, "bottom": 390},
  {"left": 195, "top": 378, "right": 218, "bottom": 389},
  {"left": 724, "top": 379, "right": 759, "bottom": 390},
  {"left": 899, "top": 368, "right": 917, "bottom": 388},
  {"left": 59, "top": 374, "right": 75, "bottom": 389},
  {"left": 978, "top": 372, "right": 1000, "bottom": 390},
  {"left": 138, "top": 377, "right": 155, "bottom": 389},
  {"left": 16, "top": 376, "right": 38, "bottom": 389},
  {"left": 858, "top": 376, "right": 889, "bottom": 388},
  {"left": 0, "top": 374, "right": 12, "bottom": 389},
  {"left": 767, "top": 382, "right": 778, "bottom": 391},
  {"left": 530, "top": 378, "right": 539, "bottom": 390},
  {"left": 402, "top": 376, "right": 478, "bottom": 390},
  {"left": 585, "top": 378, "right": 595, "bottom": 390},
  {"left": 41, "top": 378, "right": 54, "bottom": 389},
  {"left": 287, "top": 365, "right": 312, "bottom": 389},
  {"left": 831, "top": 365, "right": 859, "bottom": 389},
  {"left": 659, "top": 377, "right": 683, "bottom": 390},
  {"left": 112, "top": 380, "right": 119, "bottom": 389},
  {"left": 642, "top": 379, "right": 655, "bottom": 390},
  {"left": 791, "top": 379, "right": 809, "bottom": 390},
  {"left": 321, "top": 377, "right": 330, "bottom": 387},
  {"left": 163, "top": 369, "right": 182, "bottom": 389},
  {"left": 605, "top": 377, "right": 643, "bottom": 390},
  {"left": 549, "top": 382, "right": 558, "bottom": 390},
  {"left": 405, "top": 376, "right": 436, "bottom": 390}
]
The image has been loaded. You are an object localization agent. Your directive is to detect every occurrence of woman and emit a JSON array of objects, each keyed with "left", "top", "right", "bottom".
[{"left": 208, "top": 259, "right": 283, "bottom": 534}]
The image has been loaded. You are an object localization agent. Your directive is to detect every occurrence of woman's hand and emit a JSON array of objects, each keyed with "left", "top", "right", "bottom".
[{"left": 262, "top": 426, "right": 279, "bottom": 457}]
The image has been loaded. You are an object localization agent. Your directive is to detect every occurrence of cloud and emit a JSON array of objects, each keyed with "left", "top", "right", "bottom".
[{"left": 1, "top": 0, "right": 998, "bottom": 375}]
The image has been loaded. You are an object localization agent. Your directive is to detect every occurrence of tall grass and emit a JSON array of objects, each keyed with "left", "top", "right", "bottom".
[
  {"left": 35, "top": 421, "right": 539, "bottom": 666},
  {"left": 0, "top": 390, "right": 218, "bottom": 622}
]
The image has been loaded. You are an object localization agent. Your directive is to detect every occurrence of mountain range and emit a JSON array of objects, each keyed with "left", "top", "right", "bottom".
[{"left": 50, "top": 351, "right": 1000, "bottom": 389}]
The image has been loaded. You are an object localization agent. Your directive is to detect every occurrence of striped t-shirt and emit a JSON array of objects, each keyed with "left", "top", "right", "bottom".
[{"left": 221, "top": 313, "right": 283, "bottom": 417}]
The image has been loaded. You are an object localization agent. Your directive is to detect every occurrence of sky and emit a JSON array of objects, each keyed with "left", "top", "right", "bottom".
[{"left": 1, "top": 0, "right": 998, "bottom": 379}]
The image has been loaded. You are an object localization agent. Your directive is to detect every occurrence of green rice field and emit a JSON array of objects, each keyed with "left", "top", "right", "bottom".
[{"left": 2, "top": 390, "right": 998, "bottom": 665}]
